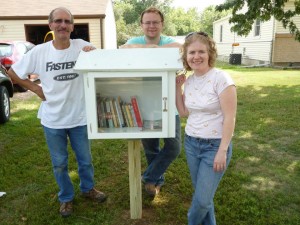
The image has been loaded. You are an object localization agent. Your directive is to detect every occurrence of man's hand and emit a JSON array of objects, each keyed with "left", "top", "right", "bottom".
[{"left": 82, "top": 46, "right": 96, "bottom": 52}]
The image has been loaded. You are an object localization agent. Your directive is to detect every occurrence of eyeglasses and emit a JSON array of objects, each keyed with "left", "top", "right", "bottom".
[
  {"left": 52, "top": 19, "right": 73, "bottom": 25},
  {"left": 185, "top": 31, "right": 208, "bottom": 40},
  {"left": 142, "top": 21, "right": 161, "bottom": 26}
]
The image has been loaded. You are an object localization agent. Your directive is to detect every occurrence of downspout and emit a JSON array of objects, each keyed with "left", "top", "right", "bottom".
[
  {"left": 270, "top": 7, "right": 276, "bottom": 66},
  {"left": 100, "top": 17, "right": 104, "bottom": 49}
]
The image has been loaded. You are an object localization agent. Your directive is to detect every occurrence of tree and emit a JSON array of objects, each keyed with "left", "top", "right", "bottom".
[
  {"left": 167, "top": 7, "right": 202, "bottom": 36},
  {"left": 216, "top": 0, "right": 300, "bottom": 41},
  {"left": 200, "top": 6, "right": 231, "bottom": 37}
]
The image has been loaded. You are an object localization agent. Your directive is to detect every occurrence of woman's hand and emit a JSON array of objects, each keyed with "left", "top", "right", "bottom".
[
  {"left": 213, "top": 150, "right": 227, "bottom": 172},
  {"left": 176, "top": 74, "right": 186, "bottom": 88}
]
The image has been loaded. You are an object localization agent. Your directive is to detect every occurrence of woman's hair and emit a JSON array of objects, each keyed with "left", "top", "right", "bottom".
[
  {"left": 140, "top": 7, "right": 164, "bottom": 23},
  {"left": 180, "top": 32, "right": 217, "bottom": 71},
  {"left": 48, "top": 7, "right": 74, "bottom": 23}
]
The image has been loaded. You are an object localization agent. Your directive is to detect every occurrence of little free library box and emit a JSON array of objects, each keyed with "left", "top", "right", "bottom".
[{"left": 74, "top": 48, "right": 183, "bottom": 219}]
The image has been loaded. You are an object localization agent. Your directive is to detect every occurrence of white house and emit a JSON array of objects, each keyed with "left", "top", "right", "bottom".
[
  {"left": 213, "top": 0, "right": 300, "bottom": 66},
  {"left": 0, "top": 0, "right": 117, "bottom": 49}
]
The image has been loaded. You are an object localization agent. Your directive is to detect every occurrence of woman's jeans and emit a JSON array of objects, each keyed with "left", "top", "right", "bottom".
[
  {"left": 43, "top": 125, "right": 94, "bottom": 203},
  {"left": 184, "top": 134, "right": 232, "bottom": 225},
  {"left": 141, "top": 115, "right": 181, "bottom": 186}
]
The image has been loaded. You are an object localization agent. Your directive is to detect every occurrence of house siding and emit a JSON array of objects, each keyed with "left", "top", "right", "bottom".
[
  {"left": 214, "top": 16, "right": 275, "bottom": 65},
  {"left": 272, "top": 0, "right": 300, "bottom": 65},
  {"left": 273, "top": 33, "right": 300, "bottom": 65},
  {"left": 77, "top": 19, "right": 102, "bottom": 48},
  {"left": 0, "top": 0, "right": 117, "bottom": 49},
  {"left": 0, "top": 18, "right": 104, "bottom": 48},
  {"left": 213, "top": 0, "right": 300, "bottom": 66}
]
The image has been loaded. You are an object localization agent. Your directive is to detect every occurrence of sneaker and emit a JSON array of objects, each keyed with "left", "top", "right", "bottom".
[
  {"left": 156, "top": 185, "right": 162, "bottom": 195},
  {"left": 59, "top": 201, "right": 73, "bottom": 217},
  {"left": 144, "top": 183, "right": 159, "bottom": 197},
  {"left": 81, "top": 187, "right": 107, "bottom": 203}
]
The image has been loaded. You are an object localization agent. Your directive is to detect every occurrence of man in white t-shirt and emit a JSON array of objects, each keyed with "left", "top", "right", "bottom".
[{"left": 8, "top": 7, "right": 106, "bottom": 218}]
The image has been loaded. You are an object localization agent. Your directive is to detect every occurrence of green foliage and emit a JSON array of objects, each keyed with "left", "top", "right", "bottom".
[
  {"left": 216, "top": 0, "right": 300, "bottom": 41},
  {"left": 166, "top": 7, "right": 203, "bottom": 35},
  {"left": 113, "top": 0, "right": 230, "bottom": 45},
  {"left": 1, "top": 68, "right": 300, "bottom": 224},
  {"left": 199, "top": 6, "right": 231, "bottom": 37}
]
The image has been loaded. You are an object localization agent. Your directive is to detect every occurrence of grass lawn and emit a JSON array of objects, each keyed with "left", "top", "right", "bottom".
[{"left": 0, "top": 66, "right": 299, "bottom": 225}]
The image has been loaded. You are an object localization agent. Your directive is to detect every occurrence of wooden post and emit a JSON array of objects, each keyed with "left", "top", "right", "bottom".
[{"left": 128, "top": 140, "right": 142, "bottom": 219}]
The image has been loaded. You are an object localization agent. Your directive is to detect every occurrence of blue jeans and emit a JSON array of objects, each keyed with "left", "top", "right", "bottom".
[
  {"left": 184, "top": 134, "right": 232, "bottom": 225},
  {"left": 141, "top": 115, "right": 181, "bottom": 186},
  {"left": 43, "top": 125, "right": 94, "bottom": 203}
]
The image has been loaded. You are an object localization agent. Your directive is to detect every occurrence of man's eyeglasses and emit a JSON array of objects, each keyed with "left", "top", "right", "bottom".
[
  {"left": 52, "top": 19, "right": 73, "bottom": 25},
  {"left": 142, "top": 21, "right": 161, "bottom": 26},
  {"left": 185, "top": 31, "right": 208, "bottom": 40}
]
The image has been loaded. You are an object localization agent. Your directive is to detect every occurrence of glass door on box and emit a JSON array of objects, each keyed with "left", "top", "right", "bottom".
[{"left": 88, "top": 71, "right": 170, "bottom": 137}]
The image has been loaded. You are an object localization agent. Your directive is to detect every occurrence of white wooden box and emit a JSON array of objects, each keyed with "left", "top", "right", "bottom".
[{"left": 74, "top": 48, "right": 183, "bottom": 139}]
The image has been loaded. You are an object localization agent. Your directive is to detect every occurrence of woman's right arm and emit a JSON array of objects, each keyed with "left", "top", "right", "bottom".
[{"left": 176, "top": 74, "right": 189, "bottom": 117}]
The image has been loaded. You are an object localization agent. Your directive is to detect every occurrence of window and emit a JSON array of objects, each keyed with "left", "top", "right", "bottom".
[
  {"left": 254, "top": 19, "right": 261, "bottom": 36},
  {"left": 220, "top": 25, "right": 223, "bottom": 42}
]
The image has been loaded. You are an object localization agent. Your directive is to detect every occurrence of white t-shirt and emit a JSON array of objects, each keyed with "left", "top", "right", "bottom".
[
  {"left": 184, "top": 68, "right": 235, "bottom": 139},
  {"left": 12, "top": 39, "right": 91, "bottom": 129}
]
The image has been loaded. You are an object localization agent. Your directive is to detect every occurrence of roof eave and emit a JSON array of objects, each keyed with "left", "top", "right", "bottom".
[{"left": 0, "top": 14, "right": 106, "bottom": 20}]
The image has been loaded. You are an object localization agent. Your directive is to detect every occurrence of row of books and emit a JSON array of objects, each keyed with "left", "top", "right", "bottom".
[{"left": 96, "top": 95, "right": 143, "bottom": 129}]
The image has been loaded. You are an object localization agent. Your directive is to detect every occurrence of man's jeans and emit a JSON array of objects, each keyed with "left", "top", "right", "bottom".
[
  {"left": 141, "top": 115, "right": 181, "bottom": 186},
  {"left": 43, "top": 125, "right": 94, "bottom": 203},
  {"left": 184, "top": 134, "right": 232, "bottom": 225}
]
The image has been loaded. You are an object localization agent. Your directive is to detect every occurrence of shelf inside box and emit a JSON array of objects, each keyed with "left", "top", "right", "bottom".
[{"left": 97, "top": 127, "right": 162, "bottom": 133}]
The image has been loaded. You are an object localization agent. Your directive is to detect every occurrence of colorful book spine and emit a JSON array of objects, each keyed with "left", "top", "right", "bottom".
[
  {"left": 115, "top": 96, "right": 125, "bottom": 127},
  {"left": 96, "top": 93, "right": 102, "bottom": 128},
  {"left": 129, "top": 104, "right": 138, "bottom": 127},
  {"left": 100, "top": 99, "right": 108, "bottom": 128},
  {"left": 125, "top": 103, "right": 134, "bottom": 127},
  {"left": 109, "top": 98, "right": 119, "bottom": 128},
  {"left": 131, "top": 96, "right": 143, "bottom": 127},
  {"left": 105, "top": 98, "right": 114, "bottom": 128},
  {"left": 122, "top": 104, "right": 130, "bottom": 127}
]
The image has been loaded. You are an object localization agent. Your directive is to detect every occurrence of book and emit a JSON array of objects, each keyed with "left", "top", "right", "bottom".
[
  {"left": 105, "top": 98, "right": 114, "bottom": 128},
  {"left": 96, "top": 93, "right": 102, "bottom": 128},
  {"left": 125, "top": 103, "right": 134, "bottom": 127},
  {"left": 131, "top": 96, "right": 143, "bottom": 127},
  {"left": 129, "top": 104, "right": 138, "bottom": 127},
  {"left": 115, "top": 96, "right": 126, "bottom": 127},
  {"left": 122, "top": 103, "right": 130, "bottom": 127},
  {"left": 109, "top": 98, "right": 119, "bottom": 128},
  {"left": 100, "top": 99, "right": 108, "bottom": 128}
]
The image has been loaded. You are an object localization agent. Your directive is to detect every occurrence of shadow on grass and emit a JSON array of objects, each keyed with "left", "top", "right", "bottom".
[{"left": 0, "top": 84, "right": 300, "bottom": 225}]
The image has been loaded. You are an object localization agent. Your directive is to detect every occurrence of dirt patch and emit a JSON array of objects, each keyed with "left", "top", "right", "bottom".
[{"left": 11, "top": 91, "right": 36, "bottom": 101}]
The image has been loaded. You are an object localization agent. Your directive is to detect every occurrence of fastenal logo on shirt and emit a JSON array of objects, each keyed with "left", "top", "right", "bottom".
[
  {"left": 53, "top": 73, "right": 79, "bottom": 81},
  {"left": 46, "top": 61, "right": 76, "bottom": 71}
]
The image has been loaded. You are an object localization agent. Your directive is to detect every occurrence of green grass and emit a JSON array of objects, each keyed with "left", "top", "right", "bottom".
[{"left": 0, "top": 66, "right": 300, "bottom": 225}]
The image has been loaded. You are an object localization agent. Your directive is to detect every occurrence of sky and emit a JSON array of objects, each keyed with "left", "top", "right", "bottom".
[{"left": 171, "top": 0, "right": 226, "bottom": 12}]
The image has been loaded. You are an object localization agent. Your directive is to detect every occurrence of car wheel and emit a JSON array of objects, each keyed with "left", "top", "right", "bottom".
[{"left": 0, "top": 86, "right": 11, "bottom": 124}]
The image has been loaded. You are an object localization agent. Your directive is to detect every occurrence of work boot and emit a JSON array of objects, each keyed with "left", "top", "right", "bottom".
[{"left": 81, "top": 187, "right": 107, "bottom": 203}]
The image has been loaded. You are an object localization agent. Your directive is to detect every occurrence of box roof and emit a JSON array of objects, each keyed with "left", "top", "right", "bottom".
[{"left": 74, "top": 48, "right": 183, "bottom": 72}]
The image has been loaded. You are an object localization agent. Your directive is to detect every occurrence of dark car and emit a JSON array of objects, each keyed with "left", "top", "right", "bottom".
[
  {"left": 0, "top": 63, "right": 13, "bottom": 124},
  {"left": 0, "top": 40, "right": 35, "bottom": 92}
]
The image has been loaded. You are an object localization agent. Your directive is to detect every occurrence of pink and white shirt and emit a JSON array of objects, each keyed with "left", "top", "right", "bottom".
[{"left": 184, "top": 68, "right": 235, "bottom": 139}]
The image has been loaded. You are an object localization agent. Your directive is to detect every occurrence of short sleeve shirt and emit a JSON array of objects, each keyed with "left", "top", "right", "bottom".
[
  {"left": 184, "top": 68, "right": 235, "bottom": 138},
  {"left": 126, "top": 35, "right": 176, "bottom": 46},
  {"left": 12, "top": 39, "right": 91, "bottom": 129}
]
